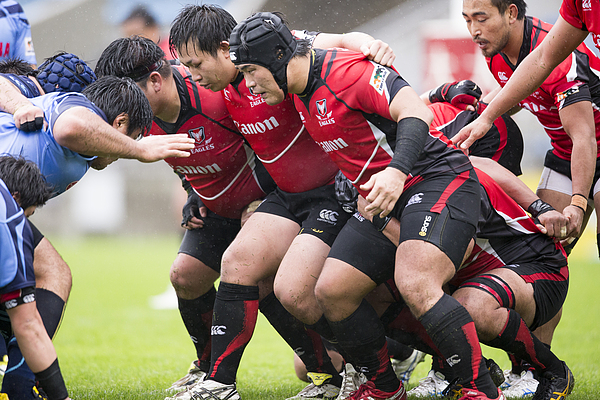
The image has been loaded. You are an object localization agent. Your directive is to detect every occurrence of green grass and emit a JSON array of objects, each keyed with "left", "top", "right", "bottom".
[{"left": 44, "top": 228, "right": 599, "bottom": 399}]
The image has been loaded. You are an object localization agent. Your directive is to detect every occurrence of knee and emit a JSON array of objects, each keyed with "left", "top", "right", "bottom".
[{"left": 314, "top": 275, "right": 344, "bottom": 312}]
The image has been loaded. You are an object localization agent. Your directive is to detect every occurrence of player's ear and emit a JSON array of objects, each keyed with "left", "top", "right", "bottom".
[
  {"left": 112, "top": 113, "right": 130, "bottom": 132},
  {"left": 148, "top": 71, "right": 163, "bottom": 90}
]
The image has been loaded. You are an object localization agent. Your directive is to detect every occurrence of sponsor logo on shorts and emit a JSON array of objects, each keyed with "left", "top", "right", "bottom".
[
  {"left": 446, "top": 354, "right": 461, "bottom": 367},
  {"left": 406, "top": 193, "right": 423, "bottom": 207},
  {"left": 419, "top": 215, "right": 432, "bottom": 237},
  {"left": 369, "top": 63, "right": 390, "bottom": 95},
  {"left": 318, "top": 209, "right": 339, "bottom": 224},
  {"left": 311, "top": 228, "right": 324, "bottom": 234},
  {"left": 190, "top": 335, "right": 198, "bottom": 343},
  {"left": 294, "top": 347, "right": 306, "bottom": 356},
  {"left": 211, "top": 325, "right": 227, "bottom": 336},
  {"left": 353, "top": 211, "right": 365, "bottom": 222}
]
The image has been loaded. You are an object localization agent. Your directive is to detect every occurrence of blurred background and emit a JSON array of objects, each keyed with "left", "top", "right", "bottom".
[{"left": 22, "top": 0, "right": 588, "bottom": 237}]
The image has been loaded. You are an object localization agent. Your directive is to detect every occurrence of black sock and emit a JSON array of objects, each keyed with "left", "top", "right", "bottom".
[
  {"left": 485, "top": 309, "right": 563, "bottom": 376},
  {"left": 178, "top": 286, "right": 216, "bottom": 372},
  {"left": 306, "top": 315, "right": 354, "bottom": 365},
  {"left": 35, "top": 288, "right": 66, "bottom": 339},
  {"left": 259, "top": 293, "right": 341, "bottom": 386},
  {"left": 208, "top": 282, "right": 259, "bottom": 384},
  {"left": 328, "top": 300, "right": 399, "bottom": 393},
  {"left": 383, "top": 301, "right": 437, "bottom": 356},
  {"left": 386, "top": 337, "right": 415, "bottom": 361},
  {"left": 420, "top": 294, "right": 496, "bottom": 398}
]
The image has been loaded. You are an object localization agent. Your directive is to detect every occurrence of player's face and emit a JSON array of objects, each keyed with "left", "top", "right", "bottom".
[
  {"left": 178, "top": 40, "right": 237, "bottom": 92},
  {"left": 463, "top": 0, "right": 511, "bottom": 58},
  {"left": 238, "top": 64, "right": 285, "bottom": 106},
  {"left": 24, "top": 205, "right": 36, "bottom": 217}
]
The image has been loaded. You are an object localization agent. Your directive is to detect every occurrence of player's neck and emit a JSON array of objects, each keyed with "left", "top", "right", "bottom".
[
  {"left": 156, "top": 82, "right": 181, "bottom": 124},
  {"left": 286, "top": 55, "right": 311, "bottom": 95},
  {"left": 503, "top": 19, "right": 525, "bottom": 65}
]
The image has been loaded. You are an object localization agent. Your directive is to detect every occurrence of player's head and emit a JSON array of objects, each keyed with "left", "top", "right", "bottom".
[
  {"left": 121, "top": 5, "right": 161, "bottom": 42},
  {"left": 83, "top": 76, "right": 153, "bottom": 139},
  {"left": 230, "top": 12, "right": 310, "bottom": 103},
  {"left": 35, "top": 52, "right": 97, "bottom": 93},
  {"left": 170, "top": 4, "right": 238, "bottom": 91},
  {"left": 0, "top": 155, "right": 52, "bottom": 213},
  {"left": 95, "top": 35, "right": 173, "bottom": 112},
  {"left": 0, "top": 58, "right": 36, "bottom": 75},
  {"left": 462, "top": 0, "right": 527, "bottom": 58}
]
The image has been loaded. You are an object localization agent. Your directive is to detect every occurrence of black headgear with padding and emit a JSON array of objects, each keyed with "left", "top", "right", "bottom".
[{"left": 229, "top": 12, "right": 297, "bottom": 94}]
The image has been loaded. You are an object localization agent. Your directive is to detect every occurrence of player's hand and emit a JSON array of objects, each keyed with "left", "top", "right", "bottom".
[
  {"left": 360, "top": 40, "right": 395, "bottom": 67},
  {"left": 356, "top": 195, "right": 371, "bottom": 221},
  {"left": 182, "top": 191, "right": 207, "bottom": 229},
  {"left": 136, "top": 134, "right": 194, "bottom": 162},
  {"left": 429, "top": 80, "right": 482, "bottom": 111},
  {"left": 562, "top": 204, "right": 585, "bottom": 238},
  {"left": 13, "top": 103, "right": 46, "bottom": 132},
  {"left": 536, "top": 209, "right": 569, "bottom": 237},
  {"left": 360, "top": 167, "right": 406, "bottom": 217},
  {"left": 452, "top": 117, "right": 493, "bottom": 150},
  {"left": 241, "top": 199, "right": 262, "bottom": 227}
]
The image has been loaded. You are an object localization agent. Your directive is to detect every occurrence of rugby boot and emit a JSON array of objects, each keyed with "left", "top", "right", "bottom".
[
  {"left": 167, "top": 360, "right": 208, "bottom": 393},
  {"left": 502, "top": 370, "right": 538, "bottom": 398},
  {"left": 531, "top": 362, "right": 574, "bottom": 400},
  {"left": 348, "top": 381, "right": 406, "bottom": 400},
  {"left": 336, "top": 364, "right": 367, "bottom": 400},
  {"left": 287, "top": 372, "right": 340, "bottom": 399},
  {"left": 407, "top": 369, "right": 449, "bottom": 397},
  {"left": 390, "top": 349, "right": 425, "bottom": 385},
  {"left": 165, "top": 379, "right": 240, "bottom": 400}
]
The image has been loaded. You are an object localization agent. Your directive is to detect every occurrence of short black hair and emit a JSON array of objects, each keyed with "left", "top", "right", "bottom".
[
  {"left": 0, "top": 156, "right": 52, "bottom": 209},
  {"left": 169, "top": 4, "right": 237, "bottom": 58},
  {"left": 123, "top": 5, "right": 158, "bottom": 28},
  {"left": 0, "top": 58, "right": 35, "bottom": 75},
  {"left": 82, "top": 75, "right": 153, "bottom": 138},
  {"left": 95, "top": 36, "right": 171, "bottom": 86},
  {"left": 492, "top": 0, "right": 527, "bottom": 19}
]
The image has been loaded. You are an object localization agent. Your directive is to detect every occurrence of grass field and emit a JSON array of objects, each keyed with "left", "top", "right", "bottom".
[{"left": 41, "top": 223, "right": 599, "bottom": 400}]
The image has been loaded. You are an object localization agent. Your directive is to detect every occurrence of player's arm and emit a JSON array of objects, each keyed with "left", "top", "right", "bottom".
[
  {"left": 357, "top": 195, "right": 400, "bottom": 245},
  {"left": 361, "top": 86, "right": 433, "bottom": 217},
  {"left": 0, "top": 75, "right": 44, "bottom": 130},
  {"left": 52, "top": 106, "right": 194, "bottom": 162},
  {"left": 559, "top": 100, "right": 597, "bottom": 237},
  {"left": 312, "top": 32, "right": 395, "bottom": 67},
  {"left": 470, "top": 157, "right": 568, "bottom": 237},
  {"left": 453, "top": 15, "right": 588, "bottom": 150}
]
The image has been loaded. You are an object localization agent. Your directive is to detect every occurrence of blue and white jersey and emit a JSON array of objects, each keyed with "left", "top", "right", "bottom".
[
  {"left": 0, "top": 72, "right": 40, "bottom": 97},
  {"left": 0, "top": 1, "right": 35, "bottom": 64},
  {"left": 0, "top": 179, "right": 34, "bottom": 292},
  {"left": 0, "top": 92, "right": 106, "bottom": 196}
]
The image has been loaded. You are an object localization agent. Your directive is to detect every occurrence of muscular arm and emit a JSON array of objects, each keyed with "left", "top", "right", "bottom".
[
  {"left": 559, "top": 100, "right": 597, "bottom": 236},
  {"left": 313, "top": 32, "right": 395, "bottom": 67},
  {"left": 454, "top": 16, "right": 589, "bottom": 149},
  {"left": 52, "top": 106, "right": 194, "bottom": 162},
  {"left": 361, "top": 86, "right": 433, "bottom": 216},
  {"left": 0, "top": 76, "right": 46, "bottom": 130}
]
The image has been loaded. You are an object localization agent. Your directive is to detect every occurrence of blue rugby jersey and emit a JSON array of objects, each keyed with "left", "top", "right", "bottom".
[
  {"left": 0, "top": 92, "right": 106, "bottom": 196},
  {"left": 0, "top": 1, "right": 35, "bottom": 64}
]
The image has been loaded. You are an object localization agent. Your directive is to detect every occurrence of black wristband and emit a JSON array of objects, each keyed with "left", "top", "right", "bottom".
[
  {"left": 34, "top": 358, "right": 69, "bottom": 400},
  {"left": 527, "top": 199, "right": 555, "bottom": 218},
  {"left": 372, "top": 214, "right": 392, "bottom": 232},
  {"left": 388, "top": 117, "right": 428, "bottom": 175}
]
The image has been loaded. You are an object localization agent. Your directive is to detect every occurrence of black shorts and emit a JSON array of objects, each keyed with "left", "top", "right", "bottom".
[
  {"left": 544, "top": 150, "right": 600, "bottom": 198},
  {"left": 328, "top": 171, "right": 480, "bottom": 283},
  {"left": 500, "top": 262, "right": 569, "bottom": 331},
  {"left": 394, "top": 170, "right": 480, "bottom": 269},
  {"left": 28, "top": 220, "right": 44, "bottom": 248},
  {"left": 255, "top": 185, "right": 350, "bottom": 247},
  {"left": 178, "top": 210, "right": 241, "bottom": 272}
]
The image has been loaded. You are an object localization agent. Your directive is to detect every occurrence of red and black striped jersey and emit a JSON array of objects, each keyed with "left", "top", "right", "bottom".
[
  {"left": 293, "top": 48, "right": 472, "bottom": 198},
  {"left": 560, "top": 0, "right": 600, "bottom": 51},
  {"left": 146, "top": 65, "right": 272, "bottom": 219},
  {"left": 487, "top": 16, "right": 600, "bottom": 161},
  {"left": 449, "top": 168, "right": 568, "bottom": 289},
  {"left": 429, "top": 102, "right": 523, "bottom": 176},
  {"left": 222, "top": 73, "right": 338, "bottom": 193}
]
